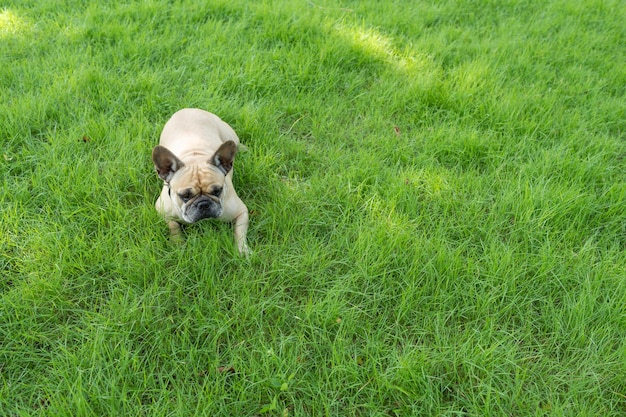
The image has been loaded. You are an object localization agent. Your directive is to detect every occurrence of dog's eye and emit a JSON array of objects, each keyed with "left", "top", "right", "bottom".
[
  {"left": 210, "top": 187, "right": 223, "bottom": 197},
  {"left": 178, "top": 190, "right": 194, "bottom": 203}
]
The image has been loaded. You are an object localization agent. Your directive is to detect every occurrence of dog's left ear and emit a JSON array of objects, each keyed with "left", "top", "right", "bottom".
[
  {"left": 210, "top": 140, "right": 238, "bottom": 175},
  {"left": 153, "top": 145, "right": 185, "bottom": 183}
]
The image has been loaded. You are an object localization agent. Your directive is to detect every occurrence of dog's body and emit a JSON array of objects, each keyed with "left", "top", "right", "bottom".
[{"left": 152, "top": 108, "right": 250, "bottom": 255}]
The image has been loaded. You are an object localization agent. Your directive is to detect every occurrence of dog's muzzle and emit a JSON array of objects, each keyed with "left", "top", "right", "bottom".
[{"left": 185, "top": 197, "right": 223, "bottom": 222}]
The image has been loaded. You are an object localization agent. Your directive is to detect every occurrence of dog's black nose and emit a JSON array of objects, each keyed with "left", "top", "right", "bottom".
[{"left": 196, "top": 200, "right": 210, "bottom": 211}]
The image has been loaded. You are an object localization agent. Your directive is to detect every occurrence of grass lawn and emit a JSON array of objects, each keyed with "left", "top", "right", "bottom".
[{"left": 1, "top": 0, "right": 625, "bottom": 415}]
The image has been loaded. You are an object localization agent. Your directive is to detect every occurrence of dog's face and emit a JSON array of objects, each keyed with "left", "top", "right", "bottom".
[
  {"left": 167, "top": 165, "right": 225, "bottom": 223},
  {"left": 152, "top": 140, "right": 237, "bottom": 224}
]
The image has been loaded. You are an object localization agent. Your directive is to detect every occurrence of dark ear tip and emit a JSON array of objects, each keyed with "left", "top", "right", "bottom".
[
  {"left": 152, "top": 145, "right": 165, "bottom": 159},
  {"left": 151, "top": 146, "right": 160, "bottom": 162},
  {"left": 222, "top": 141, "right": 238, "bottom": 157}
]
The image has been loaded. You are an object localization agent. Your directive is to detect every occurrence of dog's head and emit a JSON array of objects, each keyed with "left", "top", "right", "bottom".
[{"left": 152, "top": 140, "right": 237, "bottom": 223}]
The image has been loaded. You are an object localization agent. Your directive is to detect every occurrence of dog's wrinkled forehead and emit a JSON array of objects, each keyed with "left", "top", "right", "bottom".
[{"left": 170, "top": 164, "right": 224, "bottom": 192}]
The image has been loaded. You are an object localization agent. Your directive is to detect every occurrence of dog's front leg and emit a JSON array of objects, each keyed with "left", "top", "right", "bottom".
[
  {"left": 168, "top": 220, "right": 184, "bottom": 243},
  {"left": 233, "top": 210, "right": 250, "bottom": 256}
]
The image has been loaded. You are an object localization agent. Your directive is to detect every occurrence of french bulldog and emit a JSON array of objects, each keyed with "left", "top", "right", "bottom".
[{"left": 152, "top": 108, "right": 250, "bottom": 255}]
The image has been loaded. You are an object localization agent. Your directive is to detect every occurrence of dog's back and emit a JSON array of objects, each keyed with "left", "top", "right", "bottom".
[{"left": 159, "top": 108, "right": 240, "bottom": 158}]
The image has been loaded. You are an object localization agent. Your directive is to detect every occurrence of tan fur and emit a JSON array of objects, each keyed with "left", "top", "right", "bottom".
[{"left": 152, "top": 108, "right": 250, "bottom": 255}]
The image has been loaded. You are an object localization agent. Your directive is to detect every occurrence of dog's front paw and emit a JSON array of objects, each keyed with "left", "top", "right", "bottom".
[
  {"left": 167, "top": 221, "right": 185, "bottom": 244},
  {"left": 238, "top": 241, "right": 252, "bottom": 257},
  {"left": 169, "top": 233, "right": 185, "bottom": 245}
]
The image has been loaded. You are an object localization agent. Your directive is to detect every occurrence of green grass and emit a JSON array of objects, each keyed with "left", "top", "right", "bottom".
[{"left": 1, "top": 0, "right": 625, "bottom": 415}]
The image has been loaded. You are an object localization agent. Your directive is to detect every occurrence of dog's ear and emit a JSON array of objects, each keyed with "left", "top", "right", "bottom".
[
  {"left": 152, "top": 146, "right": 185, "bottom": 183},
  {"left": 210, "top": 140, "right": 238, "bottom": 175}
]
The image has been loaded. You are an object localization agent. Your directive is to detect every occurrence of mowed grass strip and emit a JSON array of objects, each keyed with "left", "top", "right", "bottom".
[{"left": 1, "top": 0, "right": 625, "bottom": 415}]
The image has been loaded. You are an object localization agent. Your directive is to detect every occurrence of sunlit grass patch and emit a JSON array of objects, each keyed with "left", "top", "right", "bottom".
[{"left": 0, "top": 8, "right": 29, "bottom": 37}]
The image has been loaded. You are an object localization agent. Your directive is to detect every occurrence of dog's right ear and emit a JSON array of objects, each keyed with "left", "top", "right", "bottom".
[
  {"left": 152, "top": 146, "right": 185, "bottom": 183},
  {"left": 210, "top": 140, "right": 238, "bottom": 175}
]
